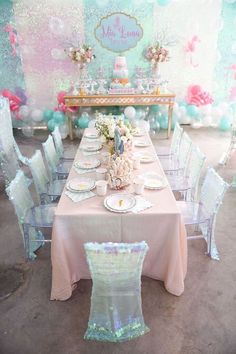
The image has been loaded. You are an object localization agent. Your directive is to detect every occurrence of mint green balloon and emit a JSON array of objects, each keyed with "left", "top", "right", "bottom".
[
  {"left": 219, "top": 117, "right": 231, "bottom": 131},
  {"left": 186, "top": 104, "right": 199, "bottom": 118},
  {"left": 78, "top": 114, "right": 89, "bottom": 129},
  {"left": 151, "top": 105, "right": 160, "bottom": 113},
  {"left": 43, "top": 109, "right": 54, "bottom": 122},
  {"left": 47, "top": 119, "right": 57, "bottom": 132},
  {"left": 160, "top": 117, "right": 168, "bottom": 130},
  {"left": 53, "top": 111, "right": 65, "bottom": 125}
]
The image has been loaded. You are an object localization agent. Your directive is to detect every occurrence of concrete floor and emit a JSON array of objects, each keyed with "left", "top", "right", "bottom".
[{"left": 0, "top": 127, "right": 236, "bottom": 354}]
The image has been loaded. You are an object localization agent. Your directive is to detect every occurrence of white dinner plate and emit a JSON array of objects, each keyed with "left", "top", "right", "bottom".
[
  {"left": 84, "top": 131, "right": 99, "bottom": 139},
  {"left": 81, "top": 143, "right": 102, "bottom": 152},
  {"left": 134, "top": 140, "right": 150, "bottom": 148},
  {"left": 67, "top": 178, "right": 95, "bottom": 193},
  {"left": 132, "top": 130, "right": 145, "bottom": 137},
  {"left": 74, "top": 159, "right": 100, "bottom": 170},
  {"left": 138, "top": 153, "right": 155, "bottom": 163},
  {"left": 104, "top": 193, "right": 136, "bottom": 213},
  {"left": 141, "top": 172, "right": 168, "bottom": 190}
]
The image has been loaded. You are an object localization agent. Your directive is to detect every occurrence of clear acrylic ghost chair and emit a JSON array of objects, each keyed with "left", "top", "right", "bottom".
[
  {"left": 167, "top": 145, "right": 206, "bottom": 201},
  {"left": 0, "top": 146, "right": 21, "bottom": 187},
  {"left": 28, "top": 150, "right": 66, "bottom": 204},
  {"left": 52, "top": 126, "right": 74, "bottom": 161},
  {"left": 136, "top": 120, "right": 150, "bottom": 132},
  {"left": 177, "top": 168, "right": 229, "bottom": 260},
  {"left": 156, "top": 122, "right": 183, "bottom": 158},
  {"left": 84, "top": 242, "right": 150, "bottom": 342},
  {"left": 218, "top": 125, "right": 236, "bottom": 166},
  {"left": 6, "top": 170, "right": 55, "bottom": 260},
  {"left": 160, "top": 132, "right": 192, "bottom": 175},
  {"left": 42, "top": 135, "right": 71, "bottom": 180}
]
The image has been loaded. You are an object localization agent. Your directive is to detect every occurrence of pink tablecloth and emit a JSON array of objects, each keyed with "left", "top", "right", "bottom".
[{"left": 51, "top": 130, "right": 187, "bottom": 300}]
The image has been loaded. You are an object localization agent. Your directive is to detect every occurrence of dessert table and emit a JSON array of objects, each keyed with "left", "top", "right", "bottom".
[
  {"left": 64, "top": 93, "right": 175, "bottom": 140},
  {"left": 50, "top": 128, "right": 187, "bottom": 301}
]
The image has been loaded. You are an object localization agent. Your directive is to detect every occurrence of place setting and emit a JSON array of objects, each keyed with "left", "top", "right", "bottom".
[
  {"left": 73, "top": 158, "right": 101, "bottom": 174},
  {"left": 134, "top": 139, "right": 151, "bottom": 148},
  {"left": 65, "top": 177, "right": 96, "bottom": 202}
]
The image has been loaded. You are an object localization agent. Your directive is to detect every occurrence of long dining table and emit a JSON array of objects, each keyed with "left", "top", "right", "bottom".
[{"left": 50, "top": 128, "right": 187, "bottom": 300}]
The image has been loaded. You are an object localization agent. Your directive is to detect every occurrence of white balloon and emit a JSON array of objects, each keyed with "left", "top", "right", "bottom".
[
  {"left": 180, "top": 115, "right": 191, "bottom": 124},
  {"left": 201, "top": 104, "right": 212, "bottom": 116},
  {"left": 22, "top": 126, "right": 34, "bottom": 137},
  {"left": 18, "top": 105, "right": 30, "bottom": 119},
  {"left": 179, "top": 106, "right": 187, "bottom": 116},
  {"left": 219, "top": 102, "right": 229, "bottom": 113},
  {"left": 124, "top": 106, "right": 136, "bottom": 119},
  {"left": 191, "top": 121, "right": 202, "bottom": 129},
  {"left": 31, "top": 109, "right": 43, "bottom": 122},
  {"left": 59, "top": 124, "right": 69, "bottom": 137},
  {"left": 202, "top": 115, "right": 212, "bottom": 127},
  {"left": 212, "top": 107, "right": 223, "bottom": 118}
]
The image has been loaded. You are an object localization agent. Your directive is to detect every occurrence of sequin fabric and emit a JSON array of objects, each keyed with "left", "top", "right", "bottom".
[{"left": 84, "top": 242, "right": 150, "bottom": 342}]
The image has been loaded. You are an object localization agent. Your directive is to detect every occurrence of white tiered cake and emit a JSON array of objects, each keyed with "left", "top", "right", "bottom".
[{"left": 109, "top": 56, "right": 135, "bottom": 95}]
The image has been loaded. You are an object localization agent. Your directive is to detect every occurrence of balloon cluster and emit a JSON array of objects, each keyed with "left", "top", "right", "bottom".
[{"left": 186, "top": 85, "right": 214, "bottom": 107}]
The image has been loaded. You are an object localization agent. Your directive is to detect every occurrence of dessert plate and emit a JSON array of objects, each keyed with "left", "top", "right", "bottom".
[
  {"left": 74, "top": 159, "right": 100, "bottom": 170},
  {"left": 141, "top": 172, "right": 168, "bottom": 190},
  {"left": 104, "top": 193, "right": 136, "bottom": 213},
  {"left": 84, "top": 131, "right": 99, "bottom": 139},
  {"left": 81, "top": 143, "right": 102, "bottom": 152},
  {"left": 67, "top": 178, "right": 95, "bottom": 193},
  {"left": 132, "top": 130, "right": 145, "bottom": 137},
  {"left": 138, "top": 153, "right": 155, "bottom": 163},
  {"left": 134, "top": 140, "right": 150, "bottom": 148}
]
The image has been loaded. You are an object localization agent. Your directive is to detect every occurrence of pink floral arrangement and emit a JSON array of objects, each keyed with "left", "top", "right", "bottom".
[
  {"left": 145, "top": 43, "right": 169, "bottom": 64},
  {"left": 66, "top": 44, "right": 95, "bottom": 65}
]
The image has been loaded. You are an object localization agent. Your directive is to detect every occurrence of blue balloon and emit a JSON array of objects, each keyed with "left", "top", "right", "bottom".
[
  {"left": 53, "top": 111, "right": 65, "bottom": 125},
  {"left": 43, "top": 109, "right": 54, "bottom": 122},
  {"left": 47, "top": 119, "right": 57, "bottom": 132},
  {"left": 186, "top": 104, "right": 199, "bottom": 118},
  {"left": 155, "top": 112, "right": 164, "bottom": 122},
  {"left": 157, "top": 0, "right": 172, "bottom": 5},
  {"left": 219, "top": 117, "right": 231, "bottom": 131}
]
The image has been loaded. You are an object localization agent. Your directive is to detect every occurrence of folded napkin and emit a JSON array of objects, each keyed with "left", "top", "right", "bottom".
[
  {"left": 131, "top": 196, "right": 154, "bottom": 213},
  {"left": 73, "top": 166, "right": 96, "bottom": 175},
  {"left": 82, "top": 151, "right": 100, "bottom": 156},
  {"left": 65, "top": 190, "right": 96, "bottom": 203}
]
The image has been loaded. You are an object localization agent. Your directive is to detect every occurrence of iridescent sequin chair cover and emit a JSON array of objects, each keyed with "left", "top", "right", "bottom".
[
  {"left": 6, "top": 170, "right": 55, "bottom": 260},
  {"left": 156, "top": 122, "right": 183, "bottom": 157},
  {"left": 0, "top": 96, "right": 30, "bottom": 166},
  {"left": 177, "top": 168, "right": 229, "bottom": 260},
  {"left": 28, "top": 150, "right": 65, "bottom": 204},
  {"left": 42, "top": 135, "right": 71, "bottom": 180},
  {"left": 160, "top": 132, "right": 192, "bottom": 175},
  {"left": 0, "top": 146, "right": 21, "bottom": 187},
  {"left": 84, "top": 242, "right": 150, "bottom": 342},
  {"left": 168, "top": 145, "right": 206, "bottom": 201},
  {"left": 52, "top": 126, "right": 73, "bottom": 161}
]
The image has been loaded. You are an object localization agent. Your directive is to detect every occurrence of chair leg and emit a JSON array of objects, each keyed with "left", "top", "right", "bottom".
[{"left": 23, "top": 223, "right": 31, "bottom": 260}]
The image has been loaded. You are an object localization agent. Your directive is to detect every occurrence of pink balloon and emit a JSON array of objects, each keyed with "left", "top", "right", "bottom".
[{"left": 57, "top": 91, "right": 67, "bottom": 104}]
